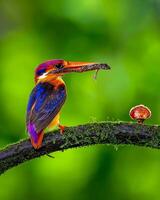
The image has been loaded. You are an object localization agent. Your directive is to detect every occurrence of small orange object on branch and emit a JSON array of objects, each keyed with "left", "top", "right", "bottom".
[{"left": 129, "top": 104, "right": 151, "bottom": 124}]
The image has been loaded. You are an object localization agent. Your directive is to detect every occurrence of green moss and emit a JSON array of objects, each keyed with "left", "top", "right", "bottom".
[{"left": 1, "top": 121, "right": 160, "bottom": 175}]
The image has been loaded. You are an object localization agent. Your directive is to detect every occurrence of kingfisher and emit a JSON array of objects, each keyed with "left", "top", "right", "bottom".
[{"left": 26, "top": 59, "right": 110, "bottom": 149}]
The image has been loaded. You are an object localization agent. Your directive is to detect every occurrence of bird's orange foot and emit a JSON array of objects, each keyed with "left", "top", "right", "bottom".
[{"left": 58, "top": 124, "right": 66, "bottom": 134}]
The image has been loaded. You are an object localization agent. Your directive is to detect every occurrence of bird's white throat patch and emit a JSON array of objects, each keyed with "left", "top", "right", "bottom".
[{"left": 38, "top": 72, "right": 48, "bottom": 80}]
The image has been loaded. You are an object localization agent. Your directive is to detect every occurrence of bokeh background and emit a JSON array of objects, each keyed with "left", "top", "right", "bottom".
[{"left": 0, "top": 0, "right": 160, "bottom": 199}]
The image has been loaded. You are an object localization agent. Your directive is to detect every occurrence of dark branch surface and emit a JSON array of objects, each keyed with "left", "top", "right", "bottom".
[{"left": 1, "top": 121, "right": 160, "bottom": 175}]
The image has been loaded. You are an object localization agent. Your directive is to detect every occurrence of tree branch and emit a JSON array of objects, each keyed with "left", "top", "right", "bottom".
[{"left": 0, "top": 122, "right": 160, "bottom": 175}]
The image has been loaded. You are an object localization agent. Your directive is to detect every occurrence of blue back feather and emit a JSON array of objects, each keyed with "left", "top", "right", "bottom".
[
  {"left": 26, "top": 82, "right": 66, "bottom": 133},
  {"left": 27, "top": 90, "right": 36, "bottom": 112}
]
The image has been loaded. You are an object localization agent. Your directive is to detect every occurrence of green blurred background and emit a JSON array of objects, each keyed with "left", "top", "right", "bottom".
[{"left": 0, "top": 0, "right": 160, "bottom": 199}]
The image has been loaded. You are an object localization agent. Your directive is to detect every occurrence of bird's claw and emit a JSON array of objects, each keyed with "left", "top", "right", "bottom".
[{"left": 58, "top": 124, "right": 66, "bottom": 134}]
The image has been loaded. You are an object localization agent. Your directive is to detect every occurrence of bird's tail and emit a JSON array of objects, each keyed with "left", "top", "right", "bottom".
[{"left": 27, "top": 123, "right": 44, "bottom": 149}]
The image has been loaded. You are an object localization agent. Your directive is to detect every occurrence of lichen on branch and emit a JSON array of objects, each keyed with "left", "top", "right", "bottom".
[{"left": 0, "top": 122, "right": 160, "bottom": 175}]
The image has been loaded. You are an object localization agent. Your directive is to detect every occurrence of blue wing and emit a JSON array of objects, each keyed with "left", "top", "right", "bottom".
[{"left": 26, "top": 82, "right": 66, "bottom": 133}]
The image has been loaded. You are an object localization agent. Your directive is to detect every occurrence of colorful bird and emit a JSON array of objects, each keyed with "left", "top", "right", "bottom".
[{"left": 26, "top": 59, "right": 110, "bottom": 149}]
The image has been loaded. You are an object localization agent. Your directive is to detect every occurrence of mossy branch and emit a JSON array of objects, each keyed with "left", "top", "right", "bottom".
[{"left": 0, "top": 121, "right": 160, "bottom": 175}]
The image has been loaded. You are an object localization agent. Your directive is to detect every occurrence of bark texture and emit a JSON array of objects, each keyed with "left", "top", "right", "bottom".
[{"left": 0, "top": 122, "right": 160, "bottom": 175}]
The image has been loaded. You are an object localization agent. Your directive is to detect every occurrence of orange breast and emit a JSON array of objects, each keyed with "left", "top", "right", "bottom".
[
  {"left": 46, "top": 77, "right": 65, "bottom": 129},
  {"left": 48, "top": 112, "right": 60, "bottom": 129}
]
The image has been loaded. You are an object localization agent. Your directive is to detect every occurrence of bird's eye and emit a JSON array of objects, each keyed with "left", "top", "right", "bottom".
[
  {"left": 55, "top": 64, "right": 64, "bottom": 69},
  {"left": 37, "top": 69, "right": 46, "bottom": 76}
]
